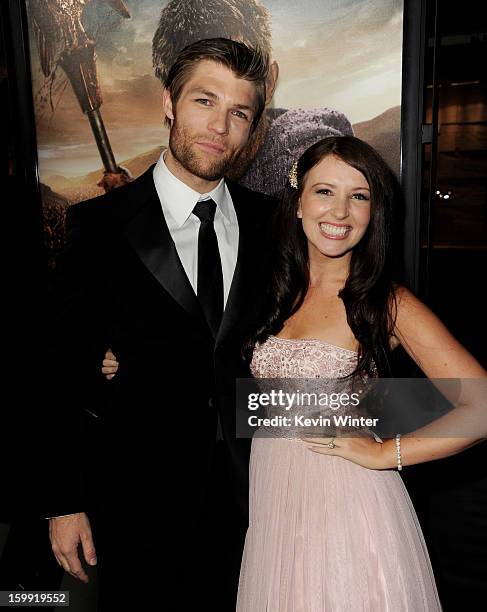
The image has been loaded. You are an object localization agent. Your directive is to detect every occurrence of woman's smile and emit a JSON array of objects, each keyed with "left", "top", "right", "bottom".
[{"left": 318, "top": 222, "right": 353, "bottom": 240}]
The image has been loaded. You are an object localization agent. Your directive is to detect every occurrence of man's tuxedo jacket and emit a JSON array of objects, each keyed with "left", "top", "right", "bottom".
[{"left": 46, "top": 165, "right": 275, "bottom": 540}]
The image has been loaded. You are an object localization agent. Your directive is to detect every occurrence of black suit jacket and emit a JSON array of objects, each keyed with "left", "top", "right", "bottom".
[{"left": 45, "top": 165, "right": 275, "bottom": 541}]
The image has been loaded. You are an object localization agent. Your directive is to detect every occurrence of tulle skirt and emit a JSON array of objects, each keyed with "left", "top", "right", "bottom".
[{"left": 237, "top": 433, "right": 442, "bottom": 611}]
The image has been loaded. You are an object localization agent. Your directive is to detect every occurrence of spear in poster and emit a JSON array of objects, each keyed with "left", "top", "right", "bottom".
[{"left": 29, "top": 0, "right": 133, "bottom": 191}]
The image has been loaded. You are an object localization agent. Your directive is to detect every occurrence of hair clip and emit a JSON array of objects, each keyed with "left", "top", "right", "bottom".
[{"left": 288, "top": 161, "right": 298, "bottom": 189}]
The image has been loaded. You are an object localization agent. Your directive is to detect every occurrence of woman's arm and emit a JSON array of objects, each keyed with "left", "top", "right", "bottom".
[
  {"left": 305, "top": 286, "right": 486, "bottom": 469},
  {"left": 379, "top": 286, "right": 487, "bottom": 468},
  {"left": 392, "top": 286, "right": 485, "bottom": 378}
]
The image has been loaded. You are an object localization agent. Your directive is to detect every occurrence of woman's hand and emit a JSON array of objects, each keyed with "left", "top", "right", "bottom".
[
  {"left": 301, "top": 435, "right": 393, "bottom": 470},
  {"left": 101, "top": 348, "right": 119, "bottom": 380}
]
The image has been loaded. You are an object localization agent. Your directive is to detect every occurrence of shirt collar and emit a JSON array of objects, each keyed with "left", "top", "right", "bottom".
[{"left": 153, "top": 150, "right": 230, "bottom": 227}]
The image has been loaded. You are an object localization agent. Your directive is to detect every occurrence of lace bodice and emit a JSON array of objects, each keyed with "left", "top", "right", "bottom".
[
  {"left": 250, "top": 335, "right": 373, "bottom": 438},
  {"left": 251, "top": 335, "right": 358, "bottom": 379}
]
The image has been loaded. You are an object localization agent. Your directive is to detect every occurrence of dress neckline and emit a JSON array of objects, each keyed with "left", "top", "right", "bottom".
[{"left": 269, "top": 334, "right": 358, "bottom": 355}]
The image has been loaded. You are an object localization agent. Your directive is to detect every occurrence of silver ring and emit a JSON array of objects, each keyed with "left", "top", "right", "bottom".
[{"left": 326, "top": 438, "right": 336, "bottom": 449}]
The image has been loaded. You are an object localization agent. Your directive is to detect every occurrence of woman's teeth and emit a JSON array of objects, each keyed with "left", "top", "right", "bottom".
[{"left": 319, "top": 223, "right": 351, "bottom": 237}]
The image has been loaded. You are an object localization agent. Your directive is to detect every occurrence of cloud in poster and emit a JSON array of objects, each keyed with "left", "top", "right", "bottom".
[{"left": 268, "top": 0, "right": 403, "bottom": 121}]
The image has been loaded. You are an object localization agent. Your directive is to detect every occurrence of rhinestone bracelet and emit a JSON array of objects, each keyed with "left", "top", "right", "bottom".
[{"left": 395, "top": 433, "right": 403, "bottom": 471}]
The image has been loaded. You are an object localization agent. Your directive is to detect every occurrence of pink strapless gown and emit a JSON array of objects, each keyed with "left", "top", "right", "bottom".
[{"left": 236, "top": 336, "right": 442, "bottom": 611}]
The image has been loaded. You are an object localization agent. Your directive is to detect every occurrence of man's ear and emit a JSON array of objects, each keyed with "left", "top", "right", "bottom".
[
  {"left": 265, "top": 60, "right": 279, "bottom": 105},
  {"left": 162, "top": 88, "right": 174, "bottom": 123}
]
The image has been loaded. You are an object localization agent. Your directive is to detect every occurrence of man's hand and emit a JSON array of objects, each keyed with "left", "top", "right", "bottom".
[
  {"left": 102, "top": 348, "right": 119, "bottom": 380},
  {"left": 49, "top": 512, "right": 97, "bottom": 583}
]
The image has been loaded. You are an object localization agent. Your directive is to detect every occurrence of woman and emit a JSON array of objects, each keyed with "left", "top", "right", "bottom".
[
  {"left": 234, "top": 136, "right": 486, "bottom": 611},
  {"left": 103, "top": 137, "right": 485, "bottom": 610}
]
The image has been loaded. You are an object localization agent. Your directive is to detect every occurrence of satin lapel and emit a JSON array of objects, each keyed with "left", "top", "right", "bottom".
[{"left": 124, "top": 178, "right": 208, "bottom": 330}]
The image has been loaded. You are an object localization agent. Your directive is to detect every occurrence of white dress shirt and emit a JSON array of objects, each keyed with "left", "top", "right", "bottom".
[{"left": 153, "top": 151, "right": 239, "bottom": 307}]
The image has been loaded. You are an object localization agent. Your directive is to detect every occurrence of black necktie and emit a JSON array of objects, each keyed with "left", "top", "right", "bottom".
[{"left": 192, "top": 198, "right": 224, "bottom": 337}]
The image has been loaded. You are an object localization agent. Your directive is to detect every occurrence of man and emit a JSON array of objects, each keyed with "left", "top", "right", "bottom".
[{"left": 47, "top": 38, "right": 274, "bottom": 610}]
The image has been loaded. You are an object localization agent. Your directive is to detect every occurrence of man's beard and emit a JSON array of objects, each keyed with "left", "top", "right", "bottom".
[{"left": 169, "top": 116, "right": 242, "bottom": 182}]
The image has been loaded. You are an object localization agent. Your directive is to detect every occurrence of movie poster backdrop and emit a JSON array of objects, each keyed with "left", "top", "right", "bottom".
[{"left": 25, "top": 0, "right": 404, "bottom": 267}]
